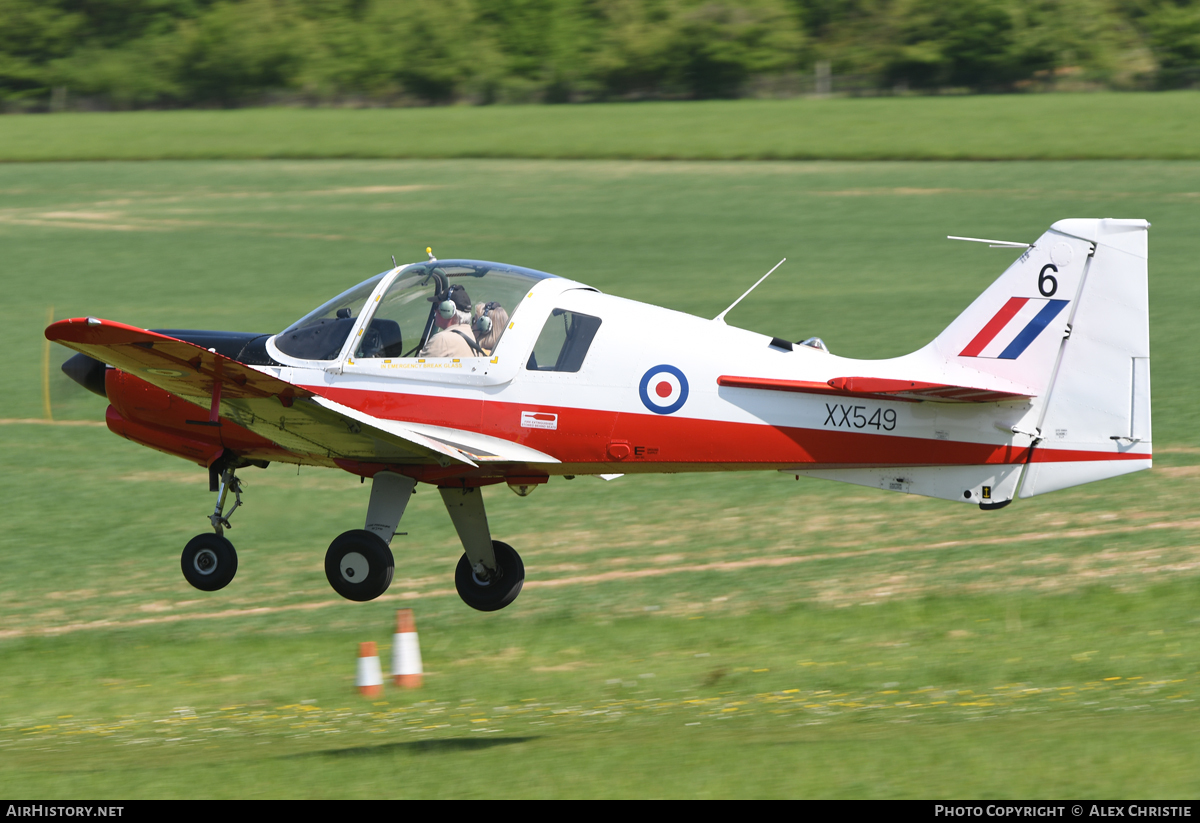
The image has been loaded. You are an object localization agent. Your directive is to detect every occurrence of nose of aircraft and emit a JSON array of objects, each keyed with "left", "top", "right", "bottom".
[{"left": 63, "top": 352, "right": 108, "bottom": 398}]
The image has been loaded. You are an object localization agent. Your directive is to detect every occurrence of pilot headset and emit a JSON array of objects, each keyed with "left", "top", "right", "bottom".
[
  {"left": 473, "top": 301, "right": 502, "bottom": 335},
  {"left": 438, "top": 284, "right": 467, "bottom": 320}
]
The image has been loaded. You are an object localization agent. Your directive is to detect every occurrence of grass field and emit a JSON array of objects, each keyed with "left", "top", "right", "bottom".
[
  {"left": 1, "top": 152, "right": 1198, "bottom": 797},
  {"left": 1, "top": 93, "right": 1200, "bottom": 162}
]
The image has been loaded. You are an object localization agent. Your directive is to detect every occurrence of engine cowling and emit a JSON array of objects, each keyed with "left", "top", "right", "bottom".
[
  {"left": 102, "top": 367, "right": 288, "bottom": 467},
  {"left": 62, "top": 330, "right": 289, "bottom": 468}
]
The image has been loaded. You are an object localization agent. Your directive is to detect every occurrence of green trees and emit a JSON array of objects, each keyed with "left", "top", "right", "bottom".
[
  {"left": 581, "top": 0, "right": 803, "bottom": 99},
  {"left": 1144, "top": 1, "right": 1200, "bottom": 87},
  {"left": 884, "top": 0, "right": 1023, "bottom": 90},
  {"left": 0, "top": 0, "right": 1194, "bottom": 108},
  {"left": 175, "top": 1, "right": 304, "bottom": 105},
  {"left": 0, "top": 0, "right": 86, "bottom": 100},
  {"left": 875, "top": 0, "right": 1141, "bottom": 91}
]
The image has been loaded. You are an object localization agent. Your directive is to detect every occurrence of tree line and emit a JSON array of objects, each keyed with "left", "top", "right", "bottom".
[{"left": 2, "top": 0, "right": 1198, "bottom": 109}]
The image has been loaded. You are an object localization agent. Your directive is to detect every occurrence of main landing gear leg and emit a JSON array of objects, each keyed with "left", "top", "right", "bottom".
[
  {"left": 440, "top": 486, "right": 524, "bottom": 612},
  {"left": 181, "top": 465, "right": 242, "bottom": 592},
  {"left": 325, "top": 471, "right": 414, "bottom": 602}
]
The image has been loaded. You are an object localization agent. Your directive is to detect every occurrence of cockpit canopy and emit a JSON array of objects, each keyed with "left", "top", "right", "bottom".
[{"left": 273, "top": 260, "right": 556, "bottom": 362}]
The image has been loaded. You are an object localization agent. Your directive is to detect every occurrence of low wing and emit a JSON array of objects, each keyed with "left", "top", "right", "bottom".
[
  {"left": 46, "top": 318, "right": 546, "bottom": 468},
  {"left": 222, "top": 392, "right": 477, "bottom": 468},
  {"left": 308, "top": 397, "right": 559, "bottom": 465},
  {"left": 716, "top": 375, "right": 1031, "bottom": 404}
]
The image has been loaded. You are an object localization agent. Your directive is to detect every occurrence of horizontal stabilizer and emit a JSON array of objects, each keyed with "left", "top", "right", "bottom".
[{"left": 717, "top": 375, "right": 1030, "bottom": 404}]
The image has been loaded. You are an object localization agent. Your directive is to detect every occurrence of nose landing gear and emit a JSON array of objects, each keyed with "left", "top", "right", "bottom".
[
  {"left": 181, "top": 532, "right": 238, "bottom": 591},
  {"left": 181, "top": 463, "right": 243, "bottom": 592}
]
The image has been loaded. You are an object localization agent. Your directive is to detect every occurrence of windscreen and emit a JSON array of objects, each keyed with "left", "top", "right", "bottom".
[{"left": 274, "top": 274, "right": 385, "bottom": 361}]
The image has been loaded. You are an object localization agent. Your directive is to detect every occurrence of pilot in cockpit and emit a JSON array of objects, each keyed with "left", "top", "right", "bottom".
[{"left": 419, "top": 284, "right": 480, "bottom": 358}]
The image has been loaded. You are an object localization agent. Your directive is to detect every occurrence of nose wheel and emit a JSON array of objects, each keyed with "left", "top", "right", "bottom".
[
  {"left": 181, "top": 533, "right": 238, "bottom": 591},
  {"left": 181, "top": 463, "right": 244, "bottom": 592}
]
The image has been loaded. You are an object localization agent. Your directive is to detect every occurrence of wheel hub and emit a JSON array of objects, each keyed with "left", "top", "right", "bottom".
[
  {"left": 470, "top": 563, "right": 501, "bottom": 587},
  {"left": 455, "top": 541, "right": 523, "bottom": 612},
  {"left": 181, "top": 534, "right": 238, "bottom": 592},
  {"left": 340, "top": 551, "right": 369, "bottom": 583},
  {"left": 193, "top": 548, "right": 218, "bottom": 575}
]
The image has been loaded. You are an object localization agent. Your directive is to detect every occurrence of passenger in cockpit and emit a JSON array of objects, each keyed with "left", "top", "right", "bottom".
[{"left": 471, "top": 301, "right": 509, "bottom": 355}]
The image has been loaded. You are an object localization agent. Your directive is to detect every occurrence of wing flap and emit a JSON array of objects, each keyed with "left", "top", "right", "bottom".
[
  {"left": 304, "top": 397, "right": 479, "bottom": 467},
  {"left": 399, "top": 421, "right": 561, "bottom": 465},
  {"left": 717, "top": 374, "right": 1031, "bottom": 404}
]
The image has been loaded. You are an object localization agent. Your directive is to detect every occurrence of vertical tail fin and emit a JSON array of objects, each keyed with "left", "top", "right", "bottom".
[
  {"left": 930, "top": 224, "right": 1098, "bottom": 396},
  {"left": 1017, "top": 219, "right": 1151, "bottom": 496},
  {"left": 931, "top": 218, "right": 1152, "bottom": 496}
]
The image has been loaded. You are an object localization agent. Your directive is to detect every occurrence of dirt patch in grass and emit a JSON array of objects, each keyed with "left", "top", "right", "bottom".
[{"left": 0, "top": 418, "right": 106, "bottom": 427}]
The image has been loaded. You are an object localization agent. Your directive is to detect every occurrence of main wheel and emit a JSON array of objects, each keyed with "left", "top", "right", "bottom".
[
  {"left": 181, "top": 533, "right": 238, "bottom": 592},
  {"left": 455, "top": 541, "right": 524, "bottom": 612},
  {"left": 325, "top": 529, "right": 394, "bottom": 602}
]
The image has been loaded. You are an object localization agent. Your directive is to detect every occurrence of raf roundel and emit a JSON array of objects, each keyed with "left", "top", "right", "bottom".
[{"left": 639, "top": 365, "right": 689, "bottom": 415}]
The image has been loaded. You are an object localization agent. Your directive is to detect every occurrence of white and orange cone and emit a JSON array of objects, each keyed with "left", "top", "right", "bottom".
[
  {"left": 356, "top": 641, "right": 383, "bottom": 698},
  {"left": 391, "top": 609, "right": 423, "bottom": 688}
]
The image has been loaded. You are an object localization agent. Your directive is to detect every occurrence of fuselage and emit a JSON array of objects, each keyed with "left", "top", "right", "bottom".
[
  {"left": 68, "top": 253, "right": 1146, "bottom": 494},
  {"left": 47, "top": 222, "right": 1156, "bottom": 607},
  {"left": 258, "top": 268, "right": 1067, "bottom": 479}
]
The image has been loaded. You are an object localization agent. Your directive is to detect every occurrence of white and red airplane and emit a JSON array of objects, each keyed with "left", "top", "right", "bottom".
[{"left": 47, "top": 218, "right": 1152, "bottom": 612}]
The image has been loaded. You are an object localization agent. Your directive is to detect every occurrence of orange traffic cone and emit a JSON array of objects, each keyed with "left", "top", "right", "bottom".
[
  {"left": 356, "top": 641, "right": 383, "bottom": 698},
  {"left": 391, "top": 609, "right": 423, "bottom": 688}
]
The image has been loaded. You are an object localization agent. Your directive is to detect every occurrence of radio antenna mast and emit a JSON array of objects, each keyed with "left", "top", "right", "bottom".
[{"left": 714, "top": 258, "right": 786, "bottom": 324}]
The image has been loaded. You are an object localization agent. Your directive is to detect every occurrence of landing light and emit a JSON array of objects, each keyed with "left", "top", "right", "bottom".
[
  {"left": 509, "top": 483, "right": 537, "bottom": 497},
  {"left": 506, "top": 476, "right": 547, "bottom": 497}
]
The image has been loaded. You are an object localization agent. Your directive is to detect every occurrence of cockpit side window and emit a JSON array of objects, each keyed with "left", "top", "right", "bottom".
[{"left": 526, "top": 310, "right": 602, "bottom": 373}]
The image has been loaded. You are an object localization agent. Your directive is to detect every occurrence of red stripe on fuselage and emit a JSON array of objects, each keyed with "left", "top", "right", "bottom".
[
  {"left": 309, "top": 385, "right": 1146, "bottom": 470},
  {"left": 960, "top": 297, "right": 1028, "bottom": 357}
]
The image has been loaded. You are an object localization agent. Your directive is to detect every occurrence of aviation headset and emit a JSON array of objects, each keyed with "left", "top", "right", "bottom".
[
  {"left": 472, "top": 301, "right": 503, "bottom": 335},
  {"left": 437, "top": 284, "right": 469, "bottom": 320}
]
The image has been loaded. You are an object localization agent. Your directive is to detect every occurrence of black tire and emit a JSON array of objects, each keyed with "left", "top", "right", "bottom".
[
  {"left": 181, "top": 533, "right": 238, "bottom": 592},
  {"left": 455, "top": 541, "right": 524, "bottom": 612},
  {"left": 325, "top": 529, "right": 394, "bottom": 602}
]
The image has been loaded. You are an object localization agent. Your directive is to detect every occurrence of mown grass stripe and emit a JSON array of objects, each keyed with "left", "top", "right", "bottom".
[{"left": 3, "top": 94, "right": 1200, "bottom": 162}]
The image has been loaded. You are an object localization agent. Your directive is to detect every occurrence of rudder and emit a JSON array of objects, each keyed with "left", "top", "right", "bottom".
[{"left": 1018, "top": 219, "right": 1152, "bottom": 496}]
